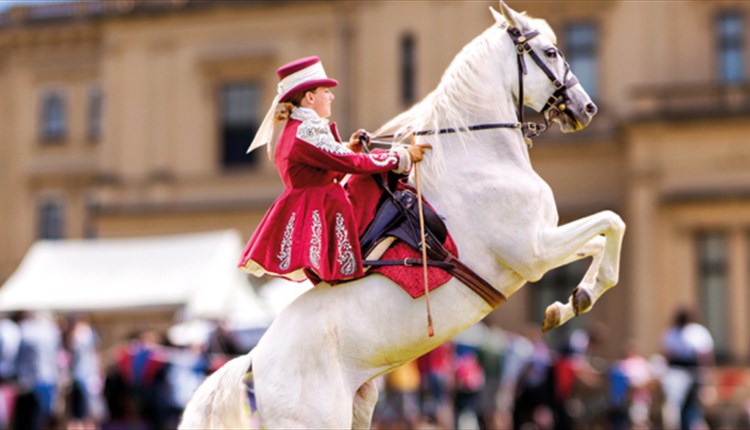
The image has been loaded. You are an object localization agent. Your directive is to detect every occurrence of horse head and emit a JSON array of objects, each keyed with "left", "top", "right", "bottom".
[{"left": 491, "top": 1, "right": 597, "bottom": 132}]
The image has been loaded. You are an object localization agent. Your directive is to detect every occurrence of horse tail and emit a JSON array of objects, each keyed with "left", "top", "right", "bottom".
[{"left": 179, "top": 351, "right": 258, "bottom": 429}]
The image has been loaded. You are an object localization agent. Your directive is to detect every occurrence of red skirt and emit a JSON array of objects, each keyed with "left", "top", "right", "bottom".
[{"left": 238, "top": 183, "right": 365, "bottom": 283}]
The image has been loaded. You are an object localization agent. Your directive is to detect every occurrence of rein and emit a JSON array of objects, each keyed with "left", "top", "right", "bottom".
[
  {"left": 371, "top": 24, "right": 577, "bottom": 148},
  {"left": 363, "top": 23, "right": 579, "bottom": 309}
]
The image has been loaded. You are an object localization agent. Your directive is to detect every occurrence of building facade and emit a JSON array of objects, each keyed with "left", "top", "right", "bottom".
[{"left": 1, "top": 0, "right": 749, "bottom": 361}]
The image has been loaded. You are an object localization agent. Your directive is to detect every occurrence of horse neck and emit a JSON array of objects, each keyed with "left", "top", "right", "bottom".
[
  {"left": 411, "top": 25, "right": 530, "bottom": 190},
  {"left": 378, "top": 25, "right": 520, "bottom": 147},
  {"left": 432, "top": 25, "right": 519, "bottom": 128},
  {"left": 407, "top": 26, "right": 531, "bottom": 294}
]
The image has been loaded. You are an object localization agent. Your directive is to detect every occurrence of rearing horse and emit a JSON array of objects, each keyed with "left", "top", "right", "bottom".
[{"left": 180, "top": 2, "right": 624, "bottom": 428}]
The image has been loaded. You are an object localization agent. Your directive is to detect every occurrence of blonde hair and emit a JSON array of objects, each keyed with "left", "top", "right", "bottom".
[
  {"left": 274, "top": 89, "right": 312, "bottom": 123},
  {"left": 275, "top": 102, "right": 295, "bottom": 123}
]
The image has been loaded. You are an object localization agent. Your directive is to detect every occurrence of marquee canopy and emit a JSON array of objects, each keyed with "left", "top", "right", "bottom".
[{"left": 0, "top": 230, "right": 271, "bottom": 324}]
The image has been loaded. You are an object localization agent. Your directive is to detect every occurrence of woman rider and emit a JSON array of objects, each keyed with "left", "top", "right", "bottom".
[{"left": 238, "top": 56, "right": 429, "bottom": 284}]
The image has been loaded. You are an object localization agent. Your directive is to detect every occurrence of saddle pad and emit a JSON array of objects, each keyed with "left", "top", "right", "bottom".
[{"left": 370, "top": 233, "right": 458, "bottom": 298}]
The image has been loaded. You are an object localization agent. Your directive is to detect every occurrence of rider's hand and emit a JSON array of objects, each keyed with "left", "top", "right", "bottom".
[
  {"left": 348, "top": 129, "right": 371, "bottom": 153},
  {"left": 407, "top": 143, "right": 432, "bottom": 163}
]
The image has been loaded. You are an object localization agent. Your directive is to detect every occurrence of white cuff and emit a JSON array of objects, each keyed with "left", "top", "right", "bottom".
[{"left": 392, "top": 146, "right": 411, "bottom": 174}]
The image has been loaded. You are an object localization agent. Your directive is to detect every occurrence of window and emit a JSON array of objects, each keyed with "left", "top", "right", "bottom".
[
  {"left": 87, "top": 86, "right": 103, "bottom": 141},
  {"left": 697, "top": 232, "right": 729, "bottom": 359},
  {"left": 400, "top": 33, "right": 416, "bottom": 106},
  {"left": 39, "top": 91, "right": 67, "bottom": 141},
  {"left": 564, "top": 22, "right": 598, "bottom": 100},
  {"left": 717, "top": 12, "right": 744, "bottom": 84},
  {"left": 220, "top": 82, "right": 261, "bottom": 168},
  {"left": 38, "top": 198, "right": 64, "bottom": 240}
]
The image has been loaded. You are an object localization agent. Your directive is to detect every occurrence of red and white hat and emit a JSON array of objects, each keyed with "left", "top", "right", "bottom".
[
  {"left": 248, "top": 56, "right": 338, "bottom": 154},
  {"left": 277, "top": 56, "right": 338, "bottom": 102}
]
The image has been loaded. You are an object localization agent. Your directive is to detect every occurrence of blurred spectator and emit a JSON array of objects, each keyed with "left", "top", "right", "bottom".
[
  {"left": 109, "top": 330, "right": 169, "bottom": 429},
  {"left": 0, "top": 312, "right": 21, "bottom": 427},
  {"left": 206, "top": 321, "right": 242, "bottom": 356},
  {"left": 13, "top": 311, "right": 62, "bottom": 430},
  {"left": 65, "top": 314, "right": 105, "bottom": 430},
  {"left": 417, "top": 341, "right": 453, "bottom": 426},
  {"left": 511, "top": 326, "right": 554, "bottom": 430},
  {"left": 608, "top": 340, "right": 656, "bottom": 430},
  {"left": 661, "top": 307, "right": 714, "bottom": 430},
  {"left": 476, "top": 325, "right": 508, "bottom": 429},
  {"left": 551, "top": 328, "right": 602, "bottom": 430},
  {"left": 163, "top": 343, "right": 208, "bottom": 428},
  {"left": 495, "top": 330, "right": 533, "bottom": 426},
  {"left": 608, "top": 362, "right": 630, "bottom": 430},
  {"left": 619, "top": 340, "right": 656, "bottom": 427},
  {"left": 381, "top": 360, "right": 421, "bottom": 428},
  {"left": 453, "top": 343, "right": 486, "bottom": 429}
]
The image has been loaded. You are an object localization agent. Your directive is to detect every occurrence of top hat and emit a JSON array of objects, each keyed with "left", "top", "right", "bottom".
[{"left": 276, "top": 56, "right": 338, "bottom": 102}]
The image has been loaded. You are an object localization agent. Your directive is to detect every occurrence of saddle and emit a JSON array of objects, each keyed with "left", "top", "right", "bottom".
[
  {"left": 360, "top": 186, "right": 448, "bottom": 264},
  {"left": 359, "top": 173, "right": 506, "bottom": 308}
]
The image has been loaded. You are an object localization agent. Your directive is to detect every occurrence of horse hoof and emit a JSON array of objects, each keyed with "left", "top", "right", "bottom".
[
  {"left": 572, "top": 288, "right": 592, "bottom": 316},
  {"left": 542, "top": 303, "right": 560, "bottom": 332}
]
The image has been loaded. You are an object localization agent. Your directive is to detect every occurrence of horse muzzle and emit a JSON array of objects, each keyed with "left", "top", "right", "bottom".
[{"left": 547, "top": 100, "right": 597, "bottom": 132}]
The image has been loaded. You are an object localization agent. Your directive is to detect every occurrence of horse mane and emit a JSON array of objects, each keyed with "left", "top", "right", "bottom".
[
  {"left": 375, "top": 15, "right": 557, "bottom": 183},
  {"left": 375, "top": 25, "right": 507, "bottom": 181}
]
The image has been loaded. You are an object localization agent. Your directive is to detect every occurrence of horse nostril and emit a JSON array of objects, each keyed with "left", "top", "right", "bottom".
[{"left": 585, "top": 103, "right": 598, "bottom": 115}]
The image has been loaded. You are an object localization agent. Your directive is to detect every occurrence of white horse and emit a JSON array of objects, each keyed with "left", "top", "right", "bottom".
[{"left": 180, "top": 2, "right": 624, "bottom": 428}]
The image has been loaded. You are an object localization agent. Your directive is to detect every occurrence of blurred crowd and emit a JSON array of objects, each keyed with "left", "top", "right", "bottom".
[
  {"left": 371, "top": 310, "right": 748, "bottom": 430},
  {"left": 0, "top": 308, "right": 746, "bottom": 430},
  {"left": 0, "top": 311, "right": 244, "bottom": 430}
]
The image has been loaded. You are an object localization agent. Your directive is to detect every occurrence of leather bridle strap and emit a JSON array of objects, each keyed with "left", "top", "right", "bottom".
[
  {"left": 507, "top": 25, "right": 579, "bottom": 138},
  {"left": 373, "top": 26, "right": 576, "bottom": 145},
  {"left": 373, "top": 122, "right": 521, "bottom": 143}
]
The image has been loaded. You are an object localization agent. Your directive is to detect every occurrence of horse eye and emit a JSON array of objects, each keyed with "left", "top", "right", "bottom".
[{"left": 545, "top": 48, "right": 558, "bottom": 59}]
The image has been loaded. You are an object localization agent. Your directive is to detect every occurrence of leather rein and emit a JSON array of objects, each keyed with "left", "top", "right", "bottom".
[
  {"left": 365, "top": 25, "right": 578, "bottom": 309},
  {"left": 372, "top": 24, "right": 579, "bottom": 147}
]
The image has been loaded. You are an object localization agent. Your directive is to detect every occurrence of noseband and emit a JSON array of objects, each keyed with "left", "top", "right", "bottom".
[{"left": 506, "top": 25, "right": 580, "bottom": 141}]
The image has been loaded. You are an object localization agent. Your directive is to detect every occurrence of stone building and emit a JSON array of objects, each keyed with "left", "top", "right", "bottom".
[{"left": 1, "top": 0, "right": 749, "bottom": 361}]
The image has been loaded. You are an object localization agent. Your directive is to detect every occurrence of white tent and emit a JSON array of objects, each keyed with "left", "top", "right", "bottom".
[{"left": 0, "top": 230, "right": 271, "bottom": 325}]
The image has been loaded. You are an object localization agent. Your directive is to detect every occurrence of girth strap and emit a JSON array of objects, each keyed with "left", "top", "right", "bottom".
[
  {"left": 365, "top": 258, "right": 454, "bottom": 270},
  {"left": 364, "top": 252, "right": 507, "bottom": 309},
  {"left": 445, "top": 253, "right": 507, "bottom": 308}
]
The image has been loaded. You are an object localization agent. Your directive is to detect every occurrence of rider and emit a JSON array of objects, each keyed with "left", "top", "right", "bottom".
[{"left": 238, "top": 56, "right": 430, "bottom": 284}]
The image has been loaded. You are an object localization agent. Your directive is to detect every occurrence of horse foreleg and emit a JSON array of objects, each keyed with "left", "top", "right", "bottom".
[
  {"left": 352, "top": 379, "right": 379, "bottom": 429},
  {"left": 505, "top": 210, "right": 624, "bottom": 331},
  {"left": 542, "top": 236, "right": 605, "bottom": 332}
]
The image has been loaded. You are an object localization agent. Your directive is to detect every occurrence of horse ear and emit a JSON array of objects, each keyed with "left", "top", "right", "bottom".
[
  {"left": 498, "top": 1, "right": 523, "bottom": 28},
  {"left": 489, "top": 6, "right": 510, "bottom": 27}
]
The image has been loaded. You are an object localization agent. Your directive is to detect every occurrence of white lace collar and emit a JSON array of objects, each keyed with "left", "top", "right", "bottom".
[{"left": 290, "top": 107, "right": 327, "bottom": 124}]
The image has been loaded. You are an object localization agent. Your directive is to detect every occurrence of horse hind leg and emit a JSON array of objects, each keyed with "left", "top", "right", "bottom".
[{"left": 352, "top": 379, "right": 379, "bottom": 429}]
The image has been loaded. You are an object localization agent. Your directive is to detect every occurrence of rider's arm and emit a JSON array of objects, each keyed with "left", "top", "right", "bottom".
[{"left": 291, "top": 126, "right": 411, "bottom": 174}]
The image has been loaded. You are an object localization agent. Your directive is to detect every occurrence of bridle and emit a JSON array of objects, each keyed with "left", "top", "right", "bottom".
[
  {"left": 506, "top": 24, "right": 579, "bottom": 142},
  {"left": 372, "top": 23, "right": 580, "bottom": 147}
]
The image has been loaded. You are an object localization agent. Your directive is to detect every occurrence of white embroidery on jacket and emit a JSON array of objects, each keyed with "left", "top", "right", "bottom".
[
  {"left": 293, "top": 107, "right": 352, "bottom": 156},
  {"left": 369, "top": 151, "right": 398, "bottom": 167},
  {"left": 277, "top": 212, "right": 296, "bottom": 271},
  {"left": 309, "top": 210, "right": 322, "bottom": 269},
  {"left": 335, "top": 213, "right": 356, "bottom": 276},
  {"left": 297, "top": 120, "right": 352, "bottom": 155}
]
